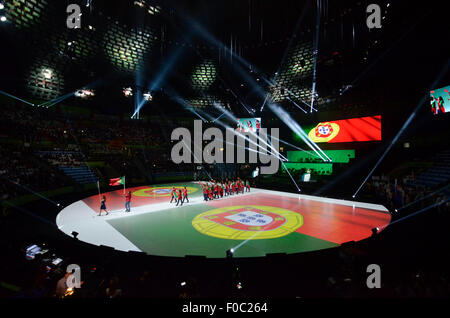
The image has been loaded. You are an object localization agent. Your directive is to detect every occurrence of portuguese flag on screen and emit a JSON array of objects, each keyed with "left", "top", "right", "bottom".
[{"left": 109, "top": 176, "right": 125, "bottom": 186}]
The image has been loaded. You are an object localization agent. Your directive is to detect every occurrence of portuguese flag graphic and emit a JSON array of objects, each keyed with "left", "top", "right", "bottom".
[{"left": 109, "top": 176, "right": 125, "bottom": 186}]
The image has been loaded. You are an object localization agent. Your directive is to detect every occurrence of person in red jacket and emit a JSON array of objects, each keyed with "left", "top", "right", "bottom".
[
  {"left": 219, "top": 184, "right": 224, "bottom": 198},
  {"left": 208, "top": 186, "right": 213, "bottom": 200},
  {"left": 170, "top": 187, "right": 177, "bottom": 203},
  {"left": 125, "top": 191, "right": 132, "bottom": 212},
  {"left": 182, "top": 186, "right": 189, "bottom": 203},
  {"left": 176, "top": 189, "right": 183, "bottom": 206},
  {"left": 202, "top": 184, "right": 208, "bottom": 201}
]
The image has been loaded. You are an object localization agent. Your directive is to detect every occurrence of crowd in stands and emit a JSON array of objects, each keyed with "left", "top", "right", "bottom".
[
  {"left": 0, "top": 101, "right": 180, "bottom": 198},
  {"left": 368, "top": 173, "right": 449, "bottom": 216},
  {"left": 0, "top": 146, "right": 70, "bottom": 200}
]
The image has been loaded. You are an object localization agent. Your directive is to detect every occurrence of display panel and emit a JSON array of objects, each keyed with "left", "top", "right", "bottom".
[
  {"left": 307, "top": 115, "right": 381, "bottom": 143},
  {"left": 430, "top": 85, "right": 450, "bottom": 115},
  {"left": 236, "top": 118, "right": 261, "bottom": 132}
]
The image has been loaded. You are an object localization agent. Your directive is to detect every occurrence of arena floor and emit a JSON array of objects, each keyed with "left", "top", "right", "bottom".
[{"left": 56, "top": 182, "right": 391, "bottom": 258}]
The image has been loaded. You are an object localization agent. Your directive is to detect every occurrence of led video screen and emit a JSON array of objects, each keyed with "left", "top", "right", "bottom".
[
  {"left": 430, "top": 85, "right": 450, "bottom": 115},
  {"left": 307, "top": 115, "right": 382, "bottom": 143},
  {"left": 236, "top": 118, "right": 261, "bottom": 132}
]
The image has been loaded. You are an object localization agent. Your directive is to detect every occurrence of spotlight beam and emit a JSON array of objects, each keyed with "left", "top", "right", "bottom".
[
  {"left": 260, "top": 1, "right": 311, "bottom": 112},
  {"left": 380, "top": 199, "right": 449, "bottom": 230},
  {"left": 396, "top": 184, "right": 450, "bottom": 212},
  {"left": 211, "top": 112, "right": 226, "bottom": 123},
  {"left": 3, "top": 201, "right": 58, "bottom": 228},
  {"left": 213, "top": 117, "right": 288, "bottom": 162},
  {"left": 268, "top": 103, "right": 328, "bottom": 162},
  {"left": 41, "top": 92, "right": 75, "bottom": 108},
  {"left": 0, "top": 176, "right": 61, "bottom": 207},
  {"left": 212, "top": 104, "right": 288, "bottom": 161},
  {"left": 0, "top": 91, "right": 35, "bottom": 107},
  {"left": 132, "top": 34, "right": 193, "bottom": 117},
  {"left": 281, "top": 160, "right": 302, "bottom": 192},
  {"left": 353, "top": 60, "right": 449, "bottom": 198},
  {"left": 39, "top": 79, "right": 103, "bottom": 108},
  {"left": 230, "top": 164, "right": 303, "bottom": 254},
  {"left": 271, "top": 136, "right": 322, "bottom": 159},
  {"left": 195, "top": 108, "right": 216, "bottom": 122},
  {"left": 286, "top": 96, "right": 307, "bottom": 113},
  {"left": 285, "top": 88, "right": 318, "bottom": 112},
  {"left": 310, "top": 0, "right": 321, "bottom": 113},
  {"left": 181, "top": 140, "right": 213, "bottom": 181}
]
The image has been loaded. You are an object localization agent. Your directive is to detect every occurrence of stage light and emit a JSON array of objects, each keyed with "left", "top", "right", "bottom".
[
  {"left": 42, "top": 69, "right": 53, "bottom": 79},
  {"left": 148, "top": 6, "right": 160, "bottom": 15},
  {"left": 180, "top": 281, "right": 186, "bottom": 286},
  {"left": 65, "top": 287, "right": 74, "bottom": 297},
  {"left": 123, "top": 87, "right": 133, "bottom": 97},
  {"left": 0, "top": 16, "right": 5, "bottom": 22},
  {"left": 75, "top": 89, "right": 95, "bottom": 98},
  {"left": 143, "top": 91, "right": 153, "bottom": 101},
  {"left": 0, "top": 3, "right": 4, "bottom": 10},
  {"left": 134, "top": 1, "right": 145, "bottom": 8}
]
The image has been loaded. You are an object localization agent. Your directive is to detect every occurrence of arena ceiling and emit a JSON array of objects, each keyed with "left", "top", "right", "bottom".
[{"left": 1, "top": 0, "right": 448, "bottom": 118}]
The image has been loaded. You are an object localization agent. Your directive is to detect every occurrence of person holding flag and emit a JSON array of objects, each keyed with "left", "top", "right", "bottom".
[
  {"left": 125, "top": 191, "right": 132, "bottom": 212},
  {"left": 170, "top": 186, "right": 177, "bottom": 203}
]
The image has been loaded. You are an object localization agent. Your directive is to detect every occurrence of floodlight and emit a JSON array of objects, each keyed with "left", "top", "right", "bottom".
[
  {"left": 123, "top": 87, "right": 133, "bottom": 97},
  {"left": 143, "top": 92, "right": 153, "bottom": 101},
  {"left": 42, "top": 69, "right": 53, "bottom": 79}
]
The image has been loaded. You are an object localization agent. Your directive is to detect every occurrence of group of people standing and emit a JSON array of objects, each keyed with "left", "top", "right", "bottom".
[
  {"left": 200, "top": 178, "right": 250, "bottom": 202},
  {"left": 98, "top": 178, "right": 252, "bottom": 215}
]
